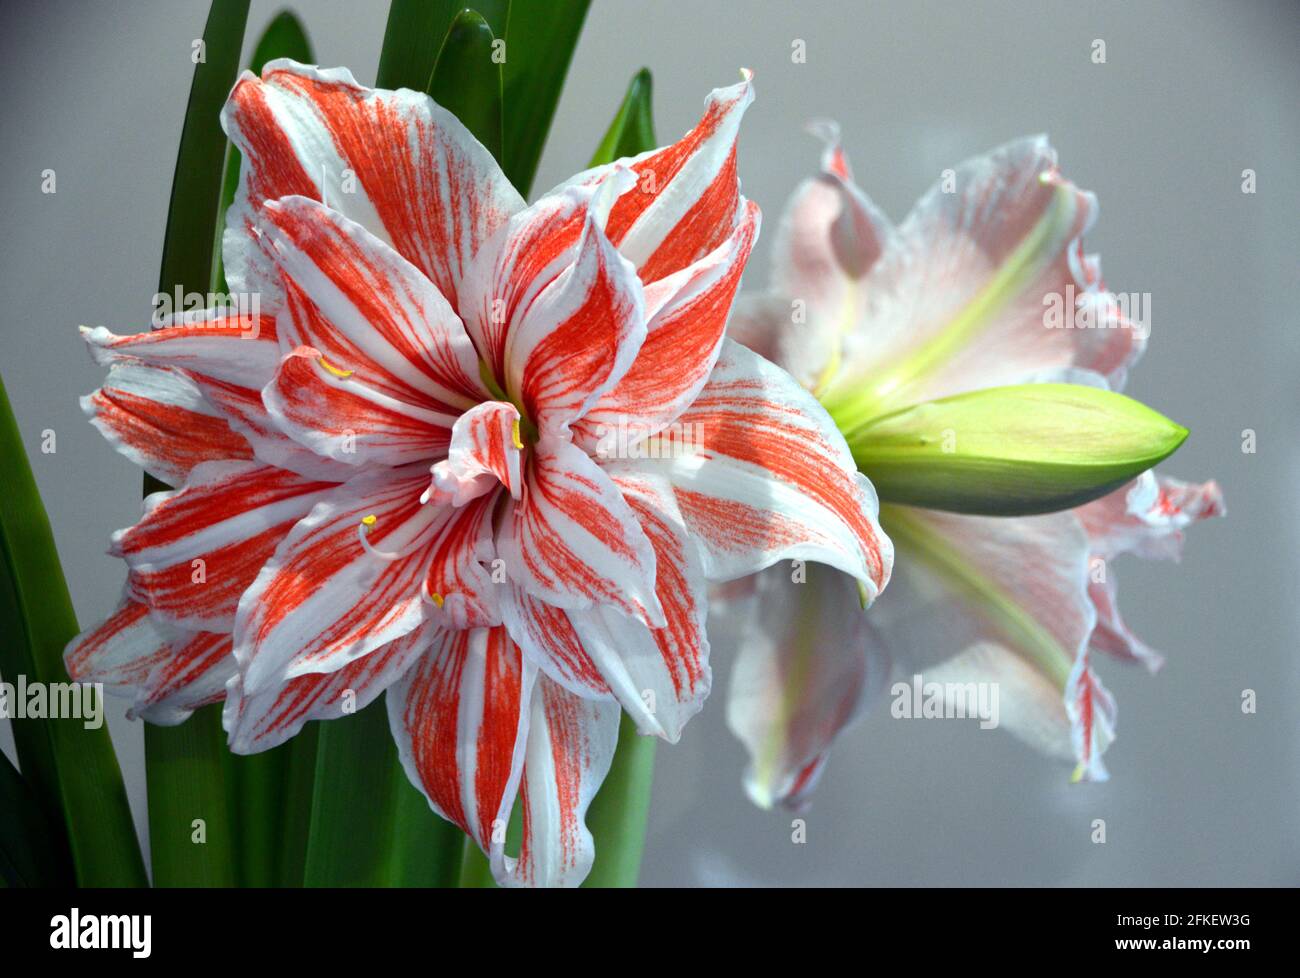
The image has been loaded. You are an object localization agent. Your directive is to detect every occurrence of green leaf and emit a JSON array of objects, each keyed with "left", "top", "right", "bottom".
[
  {"left": 849, "top": 383, "right": 1190, "bottom": 516},
  {"left": 302, "top": 702, "right": 462, "bottom": 886},
  {"left": 501, "top": 0, "right": 592, "bottom": 195},
  {"left": 375, "top": 1, "right": 507, "bottom": 92},
  {"left": 212, "top": 9, "right": 312, "bottom": 293},
  {"left": 0, "top": 742, "right": 71, "bottom": 886},
  {"left": 428, "top": 9, "right": 504, "bottom": 162},
  {"left": 588, "top": 68, "right": 654, "bottom": 167},
  {"left": 0, "top": 376, "right": 146, "bottom": 887},
  {"left": 145, "top": 0, "right": 251, "bottom": 887}
]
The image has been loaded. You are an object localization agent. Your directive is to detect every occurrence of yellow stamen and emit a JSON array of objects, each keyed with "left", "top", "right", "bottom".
[
  {"left": 318, "top": 355, "right": 354, "bottom": 379},
  {"left": 360, "top": 514, "right": 377, "bottom": 527},
  {"left": 511, "top": 419, "right": 523, "bottom": 450},
  {"left": 428, "top": 591, "right": 445, "bottom": 609}
]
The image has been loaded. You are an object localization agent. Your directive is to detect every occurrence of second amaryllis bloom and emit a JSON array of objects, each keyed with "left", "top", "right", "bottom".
[
  {"left": 726, "top": 123, "right": 1222, "bottom": 808},
  {"left": 64, "top": 64, "right": 892, "bottom": 886}
]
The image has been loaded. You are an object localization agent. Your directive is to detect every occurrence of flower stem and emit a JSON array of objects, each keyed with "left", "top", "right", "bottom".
[{"left": 582, "top": 714, "right": 656, "bottom": 888}]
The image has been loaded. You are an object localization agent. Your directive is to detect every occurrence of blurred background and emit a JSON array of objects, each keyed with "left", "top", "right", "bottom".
[{"left": 1, "top": 0, "right": 1296, "bottom": 885}]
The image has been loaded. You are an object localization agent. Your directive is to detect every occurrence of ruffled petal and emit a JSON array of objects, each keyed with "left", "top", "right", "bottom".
[
  {"left": 495, "top": 675, "right": 621, "bottom": 888},
  {"left": 426, "top": 401, "right": 522, "bottom": 505},
  {"left": 63, "top": 598, "right": 235, "bottom": 725},
  {"left": 263, "top": 346, "right": 456, "bottom": 467},
  {"left": 388, "top": 626, "right": 534, "bottom": 853},
  {"left": 232, "top": 467, "right": 435, "bottom": 695},
  {"left": 225, "top": 622, "right": 432, "bottom": 753},
  {"left": 567, "top": 72, "right": 755, "bottom": 284},
  {"left": 574, "top": 200, "right": 760, "bottom": 454},
  {"left": 82, "top": 306, "right": 280, "bottom": 387},
  {"left": 875, "top": 503, "right": 1112, "bottom": 779},
  {"left": 260, "top": 194, "right": 487, "bottom": 413},
  {"left": 1077, "top": 471, "right": 1225, "bottom": 562},
  {"left": 221, "top": 60, "right": 523, "bottom": 310},
  {"left": 649, "top": 338, "right": 892, "bottom": 595},
  {"left": 815, "top": 136, "right": 1145, "bottom": 421},
  {"left": 112, "top": 460, "right": 334, "bottom": 631},
  {"left": 566, "top": 469, "right": 711, "bottom": 742},
  {"left": 82, "top": 360, "right": 253, "bottom": 486},
  {"left": 498, "top": 436, "right": 663, "bottom": 626},
  {"left": 724, "top": 562, "right": 887, "bottom": 809}
]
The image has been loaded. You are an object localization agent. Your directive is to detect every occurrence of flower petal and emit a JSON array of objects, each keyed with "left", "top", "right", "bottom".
[
  {"left": 570, "top": 72, "right": 755, "bottom": 284},
  {"left": 225, "top": 622, "right": 432, "bottom": 753},
  {"left": 494, "top": 675, "right": 621, "bottom": 888},
  {"left": 1086, "top": 569, "right": 1164, "bottom": 673},
  {"left": 387, "top": 626, "right": 534, "bottom": 853},
  {"left": 877, "top": 503, "right": 1111, "bottom": 779},
  {"left": 574, "top": 200, "right": 761, "bottom": 454},
  {"left": 724, "top": 562, "right": 887, "bottom": 809},
  {"left": 221, "top": 60, "right": 523, "bottom": 310},
  {"left": 817, "top": 136, "right": 1146, "bottom": 421},
  {"left": 260, "top": 194, "right": 487, "bottom": 413},
  {"left": 426, "top": 400, "right": 522, "bottom": 505},
  {"left": 233, "top": 468, "right": 435, "bottom": 695},
  {"left": 567, "top": 469, "right": 712, "bottom": 742},
  {"left": 1077, "top": 471, "right": 1225, "bottom": 562},
  {"left": 82, "top": 360, "right": 253, "bottom": 486},
  {"left": 63, "top": 598, "right": 235, "bottom": 725},
  {"left": 497, "top": 436, "right": 663, "bottom": 626},
  {"left": 650, "top": 338, "right": 892, "bottom": 595},
  {"left": 82, "top": 306, "right": 280, "bottom": 387},
  {"left": 263, "top": 346, "right": 456, "bottom": 467},
  {"left": 422, "top": 492, "right": 503, "bottom": 630},
  {"left": 499, "top": 584, "right": 612, "bottom": 699},
  {"left": 112, "top": 460, "right": 334, "bottom": 631}
]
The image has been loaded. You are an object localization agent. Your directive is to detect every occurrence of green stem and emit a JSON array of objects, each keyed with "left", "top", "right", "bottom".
[
  {"left": 275, "top": 725, "right": 319, "bottom": 886},
  {"left": 145, "top": 706, "right": 236, "bottom": 886},
  {"left": 582, "top": 714, "right": 656, "bottom": 887}
]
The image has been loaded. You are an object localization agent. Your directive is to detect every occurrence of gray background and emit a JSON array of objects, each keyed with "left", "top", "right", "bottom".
[{"left": 1, "top": 0, "right": 1295, "bottom": 886}]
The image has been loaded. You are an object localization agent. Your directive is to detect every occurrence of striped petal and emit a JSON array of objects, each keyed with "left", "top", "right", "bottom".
[
  {"left": 565, "top": 72, "right": 755, "bottom": 284},
  {"left": 232, "top": 467, "right": 435, "bottom": 695},
  {"left": 388, "top": 626, "right": 534, "bottom": 854},
  {"left": 82, "top": 360, "right": 253, "bottom": 486},
  {"left": 112, "top": 460, "right": 334, "bottom": 631},
  {"left": 574, "top": 199, "right": 761, "bottom": 455},
  {"left": 724, "top": 562, "right": 888, "bottom": 809},
  {"left": 651, "top": 338, "right": 892, "bottom": 597},
  {"left": 499, "top": 585, "right": 612, "bottom": 699},
  {"left": 63, "top": 598, "right": 235, "bottom": 725},
  {"left": 422, "top": 492, "right": 502, "bottom": 630},
  {"left": 82, "top": 306, "right": 280, "bottom": 387},
  {"left": 260, "top": 194, "right": 487, "bottom": 414},
  {"left": 263, "top": 346, "right": 456, "bottom": 467},
  {"left": 225, "top": 622, "right": 432, "bottom": 753},
  {"left": 494, "top": 675, "right": 621, "bottom": 889},
  {"left": 1077, "top": 471, "right": 1225, "bottom": 562},
  {"left": 497, "top": 436, "right": 663, "bottom": 627},
  {"left": 566, "top": 469, "right": 711, "bottom": 742},
  {"left": 426, "top": 400, "right": 522, "bottom": 505},
  {"left": 220, "top": 60, "right": 523, "bottom": 311}
]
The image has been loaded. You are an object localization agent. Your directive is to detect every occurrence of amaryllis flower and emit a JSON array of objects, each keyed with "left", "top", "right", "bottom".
[
  {"left": 65, "top": 64, "right": 891, "bottom": 885},
  {"left": 725, "top": 122, "right": 1222, "bottom": 808}
]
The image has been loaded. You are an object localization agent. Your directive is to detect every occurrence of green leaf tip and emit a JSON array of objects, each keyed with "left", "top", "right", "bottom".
[
  {"left": 589, "top": 68, "right": 656, "bottom": 167},
  {"left": 849, "top": 383, "right": 1189, "bottom": 516}
]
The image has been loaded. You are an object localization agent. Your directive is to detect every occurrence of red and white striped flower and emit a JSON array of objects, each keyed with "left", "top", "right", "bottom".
[
  {"left": 726, "top": 122, "right": 1222, "bottom": 808},
  {"left": 65, "top": 64, "right": 892, "bottom": 885}
]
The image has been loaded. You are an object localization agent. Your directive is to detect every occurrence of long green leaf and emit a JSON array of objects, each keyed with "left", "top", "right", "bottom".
[
  {"left": 502, "top": 0, "right": 591, "bottom": 194},
  {"left": 0, "top": 742, "right": 71, "bottom": 886},
  {"left": 0, "top": 376, "right": 146, "bottom": 886},
  {"left": 428, "top": 10, "right": 504, "bottom": 160},
  {"left": 145, "top": 0, "right": 250, "bottom": 887},
  {"left": 375, "top": 0, "right": 507, "bottom": 92},
  {"left": 588, "top": 68, "right": 654, "bottom": 167}
]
